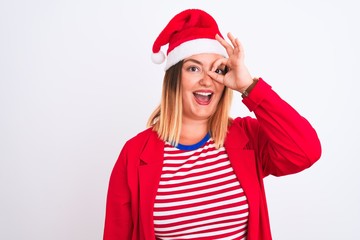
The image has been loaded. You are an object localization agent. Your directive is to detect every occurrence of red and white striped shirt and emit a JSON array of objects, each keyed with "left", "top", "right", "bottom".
[{"left": 154, "top": 134, "right": 249, "bottom": 240}]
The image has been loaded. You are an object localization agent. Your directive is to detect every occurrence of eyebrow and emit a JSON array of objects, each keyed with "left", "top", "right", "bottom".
[{"left": 183, "top": 58, "right": 203, "bottom": 65}]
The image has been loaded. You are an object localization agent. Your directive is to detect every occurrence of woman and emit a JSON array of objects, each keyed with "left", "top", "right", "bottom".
[{"left": 104, "top": 9, "right": 321, "bottom": 240}]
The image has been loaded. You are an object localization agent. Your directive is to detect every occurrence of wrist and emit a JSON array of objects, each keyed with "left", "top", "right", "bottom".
[{"left": 241, "top": 77, "right": 259, "bottom": 97}]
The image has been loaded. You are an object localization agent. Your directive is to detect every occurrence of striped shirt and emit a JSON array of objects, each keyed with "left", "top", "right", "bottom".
[{"left": 154, "top": 134, "right": 249, "bottom": 240}]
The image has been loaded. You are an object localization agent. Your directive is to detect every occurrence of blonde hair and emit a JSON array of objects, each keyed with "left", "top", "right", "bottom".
[{"left": 147, "top": 61, "right": 233, "bottom": 149}]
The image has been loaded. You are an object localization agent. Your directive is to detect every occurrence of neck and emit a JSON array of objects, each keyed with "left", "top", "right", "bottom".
[{"left": 180, "top": 117, "right": 209, "bottom": 145}]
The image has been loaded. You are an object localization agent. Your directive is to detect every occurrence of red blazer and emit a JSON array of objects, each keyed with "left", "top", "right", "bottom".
[{"left": 104, "top": 79, "right": 321, "bottom": 240}]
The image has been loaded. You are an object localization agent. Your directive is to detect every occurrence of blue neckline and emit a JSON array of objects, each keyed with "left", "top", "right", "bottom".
[{"left": 175, "top": 133, "right": 211, "bottom": 151}]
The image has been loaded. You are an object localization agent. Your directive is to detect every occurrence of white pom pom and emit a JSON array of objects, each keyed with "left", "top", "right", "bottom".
[{"left": 151, "top": 51, "right": 165, "bottom": 64}]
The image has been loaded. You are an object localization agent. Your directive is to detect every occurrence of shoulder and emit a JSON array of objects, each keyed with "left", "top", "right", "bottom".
[
  {"left": 116, "top": 127, "right": 159, "bottom": 165},
  {"left": 229, "top": 116, "right": 259, "bottom": 132},
  {"left": 124, "top": 127, "right": 157, "bottom": 149},
  {"left": 225, "top": 117, "right": 261, "bottom": 148}
]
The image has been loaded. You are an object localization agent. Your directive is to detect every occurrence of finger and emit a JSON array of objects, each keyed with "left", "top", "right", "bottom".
[
  {"left": 210, "top": 57, "right": 228, "bottom": 72},
  {"left": 228, "top": 32, "right": 242, "bottom": 54},
  {"left": 227, "top": 32, "right": 237, "bottom": 47},
  {"left": 234, "top": 37, "right": 245, "bottom": 54},
  {"left": 215, "top": 34, "right": 234, "bottom": 55},
  {"left": 207, "top": 71, "right": 225, "bottom": 85}
]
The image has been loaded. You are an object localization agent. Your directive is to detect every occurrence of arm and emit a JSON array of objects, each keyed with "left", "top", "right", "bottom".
[
  {"left": 241, "top": 78, "right": 321, "bottom": 176},
  {"left": 208, "top": 32, "right": 321, "bottom": 177}
]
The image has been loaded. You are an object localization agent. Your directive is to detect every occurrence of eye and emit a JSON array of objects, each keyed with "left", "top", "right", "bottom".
[
  {"left": 187, "top": 66, "right": 201, "bottom": 72},
  {"left": 215, "top": 67, "right": 227, "bottom": 75}
]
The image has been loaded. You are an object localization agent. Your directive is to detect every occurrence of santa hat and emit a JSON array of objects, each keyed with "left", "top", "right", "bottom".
[{"left": 151, "top": 9, "right": 228, "bottom": 70}]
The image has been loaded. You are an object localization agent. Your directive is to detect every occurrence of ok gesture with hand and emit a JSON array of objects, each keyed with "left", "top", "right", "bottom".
[{"left": 208, "top": 33, "right": 254, "bottom": 93}]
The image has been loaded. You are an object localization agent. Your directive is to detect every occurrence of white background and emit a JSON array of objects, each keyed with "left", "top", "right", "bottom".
[{"left": 1, "top": 0, "right": 359, "bottom": 239}]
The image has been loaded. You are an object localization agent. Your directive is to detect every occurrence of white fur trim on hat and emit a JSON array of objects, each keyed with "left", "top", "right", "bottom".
[{"left": 164, "top": 38, "right": 228, "bottom": 70}]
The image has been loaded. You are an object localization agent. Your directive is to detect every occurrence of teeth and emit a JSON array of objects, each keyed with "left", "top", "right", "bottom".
[{"left": 195, "top": 92, "right": 212, "bottom": 96}]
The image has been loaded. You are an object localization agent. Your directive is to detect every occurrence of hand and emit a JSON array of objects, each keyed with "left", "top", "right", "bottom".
[{"left": 208, "top": 32, "right": 253, "bottom": 93}]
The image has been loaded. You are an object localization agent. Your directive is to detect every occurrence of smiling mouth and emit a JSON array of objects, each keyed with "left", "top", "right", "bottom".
[{"left": 193, "top": 92, "right": 213, "bottom": 105}]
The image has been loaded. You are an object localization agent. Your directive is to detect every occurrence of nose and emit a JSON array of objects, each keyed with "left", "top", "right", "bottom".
[{"left": 199, "top": 71, "right": 213, "bottom": 87}]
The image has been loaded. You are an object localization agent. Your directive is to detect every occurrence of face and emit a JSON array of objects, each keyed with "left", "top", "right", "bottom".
[{"left": 181, "top": 53, "right": 226, "bottom": 122}]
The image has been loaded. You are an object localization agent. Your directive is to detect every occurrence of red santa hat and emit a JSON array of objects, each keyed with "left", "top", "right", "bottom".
[{"left": 151, "top": 9, "right": 228, "bottom": 70}]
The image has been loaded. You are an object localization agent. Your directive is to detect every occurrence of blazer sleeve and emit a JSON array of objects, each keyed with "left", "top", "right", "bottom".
[
  {"left": 240, "top": 78, "right": 322, "bottom": 177},
  {"left": 103, "top": 142, "right": 132, "bottom": 240}
]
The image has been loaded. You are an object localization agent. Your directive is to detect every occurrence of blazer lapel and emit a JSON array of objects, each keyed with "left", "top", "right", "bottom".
[
  {"left": 138, "top": 131, "right": 164, "bottom": 239},
  {"left": 225, "top": 122, "right": 261, "bottom": 239}
]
